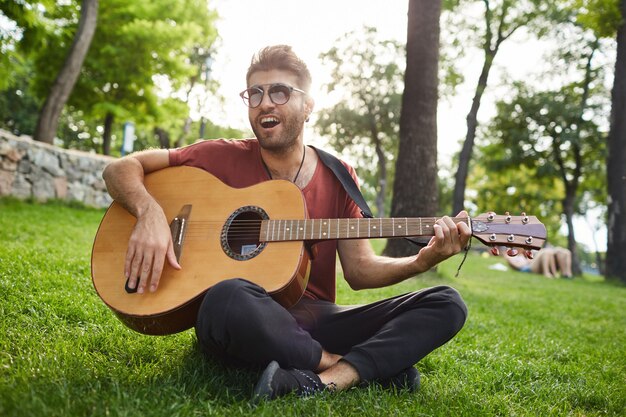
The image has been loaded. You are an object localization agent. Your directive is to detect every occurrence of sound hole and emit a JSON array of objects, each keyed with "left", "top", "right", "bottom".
[{"left": 221, "top": 206, "right": 268, "bottom": 261}]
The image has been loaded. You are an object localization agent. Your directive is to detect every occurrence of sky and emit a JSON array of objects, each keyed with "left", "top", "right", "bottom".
[
  {"left": 205, "top": 0, "right": 542, "bottom": 158},
  {"left": 206, "top": 0, "right": 411, "bottom": 146},
  {"left": 203, "top": 0, "right": 608, "bottom": 252}
]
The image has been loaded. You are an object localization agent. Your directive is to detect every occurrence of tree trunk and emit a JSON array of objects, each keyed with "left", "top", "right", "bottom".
[
  {"left": 102, "top": 111, "right": 114, "bottom": 155},
  {"left": 175, "top": 116, "right": 193, "bottom": 148},
  {"left": 154, "top": 127, "right": 171, "bottom": 149},
  {"left": 384, "top": 0, "right": 441, "bottom": 257},
  {"left": 562, "top": 187, "right": 582, "bottom": 276},
  {"left": 451, "top": 50, "right": 496, "bottom": 215},
  {"left": 369, "top": 114, "right": 387, "bottom": 217},
  {"left": 606, "top": 0, "right": 626, "bottom": 284},
  {"left": 375, "top": 141, "right": 387, "bottom": 218},
  {"left": 33, "top": 0, "right": 98, "bottom": 144}
]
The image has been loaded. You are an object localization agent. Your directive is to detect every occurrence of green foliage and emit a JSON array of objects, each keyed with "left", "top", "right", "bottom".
[
  {"left": 469, "top": 160, "right": 565, "bottom": 237},
  {"left": 574, "top": 0, "right": 623, "bottom": 38},
  {"left": 69, "top": 0, "right": 216, "bottom": 114},
  {"left": 1, "top": 198, "right": 625, "bottom": 416},
  {"left": 0, "top": 0, "right": 221, "bottom": 152},
  {"left": 440, "top": 0, "right": 564, "bottom": 77},
  {"left": 17, "top": 0, "right": 219, "bottom": 152},
  {"left": 315, "top": 26, "right": 404, "bottom": 215},
  {"left": 473, "top": 80, "right": 607, "bottom": 241},
  {"left": 0, "top": 63, "right": 40, "bottom": 135},
  {"left": 0, "top": 0, "right": 56, "bottom": 89}
]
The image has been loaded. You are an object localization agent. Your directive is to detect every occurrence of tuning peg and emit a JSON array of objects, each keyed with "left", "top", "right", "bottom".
[
  {"left": 490, "top": 246, "right": 500, "bottom": 256},
  {"left": 506, "top": 248, "right": 519, "bottom": 257},
  {"left": 525, "top": 250, "right": 534, "bottom": 259}
]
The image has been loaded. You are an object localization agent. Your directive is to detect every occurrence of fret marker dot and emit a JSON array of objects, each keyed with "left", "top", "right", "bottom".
[
  {"left": 323, "top": 232, "right": 327, "bottom": 236},
  {"left": 373, "top": 226, "right": 377, "bottom": 229}
]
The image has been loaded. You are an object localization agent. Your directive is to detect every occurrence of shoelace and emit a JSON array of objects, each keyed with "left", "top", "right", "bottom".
[{"left": 294, "top": 369, "right": 323, "bottom": 395}]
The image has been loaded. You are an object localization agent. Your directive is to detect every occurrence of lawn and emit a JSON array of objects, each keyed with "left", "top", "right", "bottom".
[{"left": 1, "top": 198, "right": 624, "bottom": 416}]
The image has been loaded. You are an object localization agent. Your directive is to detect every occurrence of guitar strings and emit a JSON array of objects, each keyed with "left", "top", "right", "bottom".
[
  {"left": 181, "top": 218, "right": 524, "bottom": 235},
  {"left": 180, "top": 217, "right": 530, "bottom": 241}
]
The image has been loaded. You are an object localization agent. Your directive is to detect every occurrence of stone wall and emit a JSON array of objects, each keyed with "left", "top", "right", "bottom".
[{"left": 0, "top": 129, "right": 114, "bottom": 208}]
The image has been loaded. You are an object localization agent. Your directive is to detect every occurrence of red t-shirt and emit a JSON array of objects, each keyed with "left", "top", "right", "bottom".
[{"left": 168, "top": 139, "right": 363, "bottom": 302}]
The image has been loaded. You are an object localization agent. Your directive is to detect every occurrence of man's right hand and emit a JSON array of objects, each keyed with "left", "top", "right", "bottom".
[
  {"left": 101, "top": 149, "right": 176, "bottom": 294},
  {"left": 124, "top": 203, "right": 181, "bottom": 294}
]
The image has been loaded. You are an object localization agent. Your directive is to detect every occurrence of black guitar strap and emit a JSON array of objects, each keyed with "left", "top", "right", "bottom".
[
  {"left": 311, "top": 146, "right": 427, "bottom": 248},
  {"left": 312, "top": 146, "right": 374, "bottom": 219}
]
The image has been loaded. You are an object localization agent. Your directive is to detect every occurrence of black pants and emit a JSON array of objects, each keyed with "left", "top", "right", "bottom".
[{"left": 195, "top": 279, "right": 467, "bottom": 381}]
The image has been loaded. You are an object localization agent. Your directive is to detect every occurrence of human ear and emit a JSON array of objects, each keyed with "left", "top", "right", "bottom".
[{"left": 304, "top": 97, "right": 315, "bottom": 121}]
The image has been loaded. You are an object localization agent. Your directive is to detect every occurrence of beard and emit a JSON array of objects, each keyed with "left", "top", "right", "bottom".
[{"left": 251, "top": 111, "right": 307, "bottom": 153}]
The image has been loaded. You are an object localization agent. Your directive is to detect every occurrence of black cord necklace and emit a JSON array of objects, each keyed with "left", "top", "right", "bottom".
[{"left": 262, "top": 145, "right": 306, "bottom": 183}]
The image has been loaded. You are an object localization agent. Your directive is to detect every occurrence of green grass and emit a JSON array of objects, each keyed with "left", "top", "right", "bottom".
[{"left": 1, "top": 197, "right": 624, "bottom": 416}]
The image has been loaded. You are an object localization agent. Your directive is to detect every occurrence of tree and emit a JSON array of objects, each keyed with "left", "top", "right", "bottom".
[
  {"left": 0, "top": 0, "right": 52, "bottom": 90},
  {"left": 175, "top": 49, "right": 213, "bottom": 148},
  {"left": 478, "top": 71, "right": 607, "bottom": 275},
  {"left": 0, "top": 65, "right": 39, "bottom": 135},
  {"left": 316, "top": 26, "right": 404, "bottom": 216},
  {"left": 31, "top": 0, "right": 218, "bottom": 154},
  {"left": 448, "top": 0, "right": 554, "bottom": 215},
  {"left": 469, "top": 162, "right": 566, "bottom": 241},
  {"left": 605, "top": 0, "right": 626, "bottom": 283},
  {"left": 385, "top": 0, "right": 442, "bottom": 257},
  {"left": 33, "top": 0, "right": 98, "bottom": 145}
]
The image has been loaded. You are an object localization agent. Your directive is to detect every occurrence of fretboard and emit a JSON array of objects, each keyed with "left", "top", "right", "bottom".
[{"left": 259, "top": 217, "right": 470, "bottom": 242}]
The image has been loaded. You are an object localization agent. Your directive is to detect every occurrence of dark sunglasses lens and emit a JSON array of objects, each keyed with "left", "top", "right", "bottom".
[{"left": 269, "top": 84, "right": 291, "bottom": 105}]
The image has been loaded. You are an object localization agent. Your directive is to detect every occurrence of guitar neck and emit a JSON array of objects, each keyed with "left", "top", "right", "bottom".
[{"left": 260, "top": 217, "right": 470, "bottom": 242}]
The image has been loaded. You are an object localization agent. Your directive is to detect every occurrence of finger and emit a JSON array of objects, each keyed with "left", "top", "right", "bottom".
[
  {"left": 124, "top": 246, "right": 137, "bottom": 288},
  {"left": 444, "top": 216, "right": 462, "bottom": 245},
  {"left": 437, "top": 216, "right": 452, "bottom": 243},
  {"left": 166, "top": 242, "right": 182, "bottom": 270},
  {"left": 433, "top": 223, "right": 444, "bottom": 244},
  {"left": 129, "top": 251, "right": 145, "bottom": 290},
  {"left": 441, "top": 215, "right": 457, "bottom": 229},
  {"left": 458, "top": 220, "right": 472, "bottom": 242},
  {"left": 136, "top": 253, "right": 154, "bottom": 294},
  {"left": 149, "top": 250, "right": 166, "bottom": 292}
]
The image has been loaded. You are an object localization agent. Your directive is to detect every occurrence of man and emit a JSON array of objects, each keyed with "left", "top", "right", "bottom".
[{"left": 102, "top": 45, "right": 471, "bottom": 401}]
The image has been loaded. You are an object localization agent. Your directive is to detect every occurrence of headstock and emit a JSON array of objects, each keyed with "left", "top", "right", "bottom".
[{"left": 471, "top": 212, "right": 547, "bottom": 254}]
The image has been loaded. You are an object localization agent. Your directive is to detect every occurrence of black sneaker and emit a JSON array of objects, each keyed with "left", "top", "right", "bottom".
[
  {"left": 374, "top": 367, "right": 421, "bottom": 392},
  {"left": 252, "top": 361, "right": 325, "bottom": 403}
]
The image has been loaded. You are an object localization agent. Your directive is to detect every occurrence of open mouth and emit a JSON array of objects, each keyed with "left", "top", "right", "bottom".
[{"left": 260, "top": 116, "right": 280, "bottom": 129}]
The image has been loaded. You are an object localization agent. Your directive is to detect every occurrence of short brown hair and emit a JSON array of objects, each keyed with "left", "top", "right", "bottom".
[{"left": 246, "top": 45, "right": 312, "bottom": 91}]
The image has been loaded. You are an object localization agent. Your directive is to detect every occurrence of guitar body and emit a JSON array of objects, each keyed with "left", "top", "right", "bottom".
[{"left": 91, "top": 166, "right": 311, "bottom": 335}]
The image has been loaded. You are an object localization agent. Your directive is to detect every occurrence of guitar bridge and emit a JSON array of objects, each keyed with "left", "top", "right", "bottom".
[{"left": 170, "top": 204, "right": 192, "bottom": 263}]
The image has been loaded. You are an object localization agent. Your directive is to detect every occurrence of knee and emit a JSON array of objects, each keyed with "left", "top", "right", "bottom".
[
  {"left": 195, "top": 279, "right": 268, "bottom": 356},
  {"left": 427, "top": 286, "right": 468, "bottom": 330},
  {"left": 198, "top": 278, "right": 265, "bottom": 319},
  {"left": 196, "top": 279, "right": 262, "bottom": 330},
  {"left": 206, "top": 277, "right": 262, "bottom": 299}
]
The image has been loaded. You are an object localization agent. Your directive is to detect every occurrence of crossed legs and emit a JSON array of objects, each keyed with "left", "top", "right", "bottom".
[{"left": 195, "top": 279, "right": 468, "bottom": 389}]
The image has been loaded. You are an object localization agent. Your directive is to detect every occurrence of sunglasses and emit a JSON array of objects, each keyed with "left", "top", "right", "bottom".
[{"left": 239, "top": 83, "right": 306, "bottom": 108}]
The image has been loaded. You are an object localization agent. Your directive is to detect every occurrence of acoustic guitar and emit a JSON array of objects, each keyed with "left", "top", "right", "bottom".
[{"left": 91, "top": 166, "right": 547, "bottom": 335}]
